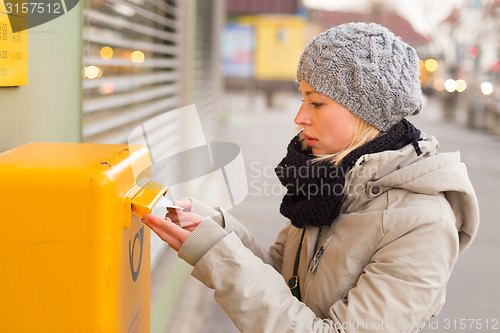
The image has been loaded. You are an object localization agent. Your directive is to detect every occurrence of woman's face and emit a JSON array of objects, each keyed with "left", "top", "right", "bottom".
[{"left": 295, "top": 81, "right": 358, "bottom": 155}]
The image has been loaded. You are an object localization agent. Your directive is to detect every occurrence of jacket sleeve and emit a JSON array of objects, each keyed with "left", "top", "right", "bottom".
[
  {"left": 181, "top": 226, "right": 339, "bottom": 333},
  {"left": 188, "top": 197, "right": 287, "bottom": 272}
]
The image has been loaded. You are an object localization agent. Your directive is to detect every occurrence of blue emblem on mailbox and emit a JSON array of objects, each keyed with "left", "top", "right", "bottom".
[{"left": 128, "top": 226, "right": 144, "bottom": 282}]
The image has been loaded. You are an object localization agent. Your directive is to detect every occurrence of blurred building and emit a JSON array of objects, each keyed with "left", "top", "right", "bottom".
[
  {"left": 223, "top": 0, "right": 312, "bottom": 107},
  {"left": 226, "top": 0, "right": 300, "bottom": 16},
  {"left": 222, "top": 1, "right": 432, "bottom": 108},
  {"left": 223, "top": 15, "right": 307, "bottom": 82},
  {"left": 430, "top": 0, "right": 499, "bottom": 133}
]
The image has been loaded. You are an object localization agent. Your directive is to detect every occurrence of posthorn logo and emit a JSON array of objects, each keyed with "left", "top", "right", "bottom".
[
  {"left": 128, "top": 226, "right": 144, "bottom": 282},
  {"left": 2, "top": 0, "right": 80, "bottom": 32}
]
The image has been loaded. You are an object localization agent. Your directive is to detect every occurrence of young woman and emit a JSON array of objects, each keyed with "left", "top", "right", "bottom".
[{"left": 141, "top": 23, "right": 479, "bottom": 332}]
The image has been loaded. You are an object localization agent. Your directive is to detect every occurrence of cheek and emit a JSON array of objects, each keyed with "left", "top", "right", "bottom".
[
  {"left": 329, "top": 112, "right": 355, "bottom": 135},
  {"left": 342, "top": 114, "right": 356, "bottom": 142},
  {"left": 322, "top": 111, "right": 356, "bottom": 152}
]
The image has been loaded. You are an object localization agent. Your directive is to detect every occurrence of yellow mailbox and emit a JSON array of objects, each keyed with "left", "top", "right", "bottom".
[{"left": 0, "top": 142, "right": 166, "bottom": 332}]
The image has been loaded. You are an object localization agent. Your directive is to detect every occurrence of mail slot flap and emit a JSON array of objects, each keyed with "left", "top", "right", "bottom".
[{"left": 128, "top": 179, "right": 168, "bottom": 219}]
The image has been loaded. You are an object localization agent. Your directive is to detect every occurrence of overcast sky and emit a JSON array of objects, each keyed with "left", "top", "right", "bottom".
[{"left": 303, "top": 0, "right": 466, "bottom": 36}]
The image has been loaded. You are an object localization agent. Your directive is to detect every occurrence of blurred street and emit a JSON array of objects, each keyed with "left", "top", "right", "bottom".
[{"left": 168, "top": 91, "right": 500, "bottom": 333}]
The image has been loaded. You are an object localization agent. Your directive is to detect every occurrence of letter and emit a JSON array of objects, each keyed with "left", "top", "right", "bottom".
[
  {"left": 332, "top": 183, "right": 345, "bottom": 196},
  {"left": 334, "top": 321, "right": 344, "bottom": 330},
  {"left": 353, "top": 183, "right": 365, "bottom": 196},
  {"left": 272, "top": 183, "right": 286, "bottom": 196},
  {"left": 262, "top": 164, "right": 275, "bottom": 178},
  {"left": 295, "top": 181, "right": 307, "bottom": 197},
  {"left": 319, "top": 179, "right": 331, "bottom": 196},
  {"left": 328, "top": 167, "right": 339, "bottom": 179},
  {"left": 290, "top": 320, "right": 298, "bottom": 330},
  {"left": 346, "top": 319, "right": 356, "bottom": 330},
  {"left": 307, "top": 183, "right": 319, "bottom": 199},
  {"left": 429, "top": 319, "right": 438, "bottom": 330},
  {"left": 248, "top": 179, "right": 262, "bottom": 197},
  {"left": 249, "top": 161, "right": 262, "bottom": 178}
]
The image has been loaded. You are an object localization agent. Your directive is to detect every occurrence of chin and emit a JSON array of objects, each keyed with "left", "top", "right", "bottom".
[{"left": 312, "top": 149, "right": 324, "bottom": 156}]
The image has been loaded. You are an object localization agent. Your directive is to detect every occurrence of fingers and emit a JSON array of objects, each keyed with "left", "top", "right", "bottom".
[
  {"left": 166, "top": 198, "right": 192, "bottom": 221},
  {"left": 178, "top": 211, "right": 204, "bottom": 228},
  {"left": 141, "top": 214, "right": 190, "bottom": 252},
  {"left": 166, "top": 210, "right": 204, "bottom": 228},
  {"left": 166, "top": 208, "right": 181, "bottom": 222},
  {"left": 174, "top": 198, "right": 192, "bottom": 210}
]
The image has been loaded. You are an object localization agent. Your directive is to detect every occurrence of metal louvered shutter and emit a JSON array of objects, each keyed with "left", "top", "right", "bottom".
[
  {"left": 83, "top": 0, "right": 223, "bottom": 144},
  {"left": 82, "top": 0, "right": 224, "bottom": 267},
  {"left": 83, "top": 0, "right": 182, "bottom": 144},
  {"left": 193, "top": 0, "right": 224, "bottom": 143}
]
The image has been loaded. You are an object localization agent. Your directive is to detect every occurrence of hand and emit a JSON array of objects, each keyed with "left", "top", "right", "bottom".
[
  {"left": 141, "top": 199, "right": 204, "bottom": 251},
  {"left": 170, "top": 198, "right": 192, "bottom": 211},
  {"left": 141, "top": 215, "right": 189, "bottom": 251},
  {"left": 166, "top": 199, "right": 203, "bottom": 232}
]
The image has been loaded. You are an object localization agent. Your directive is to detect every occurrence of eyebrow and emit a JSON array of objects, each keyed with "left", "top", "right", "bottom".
[{"left": 298, "top": 89, "right": 317, "bottom": 96}]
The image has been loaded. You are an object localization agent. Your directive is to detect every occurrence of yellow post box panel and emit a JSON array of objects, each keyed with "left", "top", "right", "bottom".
[{"left": 0, "top": 142, "right": 159, "bottom": 332}]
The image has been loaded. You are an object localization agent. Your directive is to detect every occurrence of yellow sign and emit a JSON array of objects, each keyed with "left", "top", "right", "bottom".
[{"left": 0, "top": 0, "right": 28, "bottom": 86}]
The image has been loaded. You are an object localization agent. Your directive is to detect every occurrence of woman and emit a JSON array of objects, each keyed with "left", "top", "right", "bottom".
[{"left": 142, "top": 23, "right": 479, "bottom": 332}]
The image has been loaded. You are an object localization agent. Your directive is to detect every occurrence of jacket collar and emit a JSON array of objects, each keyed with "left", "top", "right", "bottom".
[
  {"left": 341, "top": 133, "right": 479, "bottom": 253},
  {"left": 342, "top": 133, "right": 439, "bottom": 212}
]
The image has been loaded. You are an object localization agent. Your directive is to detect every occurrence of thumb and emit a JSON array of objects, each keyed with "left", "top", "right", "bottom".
[{"left": 141, "top": 214, "right": 189, "bottom": 251}]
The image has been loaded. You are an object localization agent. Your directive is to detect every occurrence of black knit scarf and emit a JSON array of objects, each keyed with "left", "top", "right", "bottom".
[{"left": 275, "top": 119, "right": 421, "bottom": 228}]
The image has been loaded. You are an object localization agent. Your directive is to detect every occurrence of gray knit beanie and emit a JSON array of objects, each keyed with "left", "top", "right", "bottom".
[{"left": 296, "top": 22, "right": 422, "bottom": 132}]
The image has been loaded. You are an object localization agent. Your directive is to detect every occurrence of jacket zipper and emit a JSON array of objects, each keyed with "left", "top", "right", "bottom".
[{"left": 303, "top": 233, "right": 334, "bottom": 303}]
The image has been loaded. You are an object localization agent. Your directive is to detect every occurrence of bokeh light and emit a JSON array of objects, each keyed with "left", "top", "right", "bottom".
[
  {"left": 424, "top": 59, "right": 438, "bottom": 72},
  {"left": 445, "top": 79, "right": 457, "bottom": 93},
  {"left": 100, "top": 83, "right": 115, "bottom": 94},
  {"left": 434, "top": 79, "right": 445, "bottom": 92},
  {"left": 455, "top": 79, "right": 467, "bottom": 92},
  {"left": 85, "top": 66, "right": 101, "bottom": 79},
  {"left": 481, "top": 82, "right": 493, "bottom": 96},
  {"left": 131, "top": 50, "right": 145, "bottom": 63},
  {"left": 100, "top": 46, "right": 114, "bottom": 60}
]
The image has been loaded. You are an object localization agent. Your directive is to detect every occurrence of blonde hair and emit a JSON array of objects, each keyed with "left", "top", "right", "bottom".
[{"left": 300, "top": 117, "right": 382, "bottom": 166}]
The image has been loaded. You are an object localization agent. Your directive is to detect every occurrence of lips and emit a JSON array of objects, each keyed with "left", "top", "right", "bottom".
[{"left": 303, "top": 134, "right": 318, "bottom": 146}]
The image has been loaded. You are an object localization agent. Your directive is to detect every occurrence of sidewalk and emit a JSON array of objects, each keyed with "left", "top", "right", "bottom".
[{"left": 167, "top": 92, "right": 500, "bottom": 332}]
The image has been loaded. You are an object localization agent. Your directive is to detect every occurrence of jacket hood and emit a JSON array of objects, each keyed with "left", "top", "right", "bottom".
[{"left": 345, "top": 133, "right": 479, "bottom": 253}]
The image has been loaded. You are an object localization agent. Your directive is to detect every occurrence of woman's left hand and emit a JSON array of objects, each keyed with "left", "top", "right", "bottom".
[{"left": 141, "top": 210, "right": 203, "bottom": 251}]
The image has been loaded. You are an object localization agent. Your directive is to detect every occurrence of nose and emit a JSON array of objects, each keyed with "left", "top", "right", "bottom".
[{"left": 294, "top": 103, "right": 312, "bottom": 127}]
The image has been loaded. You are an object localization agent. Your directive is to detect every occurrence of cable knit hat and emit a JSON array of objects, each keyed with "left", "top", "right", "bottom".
[{"left": 296, "top": 22, "right": 422, "bottom": 132}]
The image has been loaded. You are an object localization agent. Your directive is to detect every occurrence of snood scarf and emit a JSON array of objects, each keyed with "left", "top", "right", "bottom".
[{"left": 275, "top": 119, "right": 421, "bottom": 228}]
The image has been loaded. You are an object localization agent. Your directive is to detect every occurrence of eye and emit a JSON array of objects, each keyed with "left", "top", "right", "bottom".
[
  {"left": 311, "top": 102, "right": 323, "bottom": 108},
  {"left": 300, "top": 99, "right": 305, "bottom": 102}
]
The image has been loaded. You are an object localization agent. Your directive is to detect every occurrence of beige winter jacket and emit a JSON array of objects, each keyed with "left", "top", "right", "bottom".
[{"left": 178, "top": 134, "right": 479, "bottom": 333}]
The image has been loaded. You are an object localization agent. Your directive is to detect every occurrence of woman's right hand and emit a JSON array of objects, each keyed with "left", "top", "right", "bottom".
[
  {"left": 166, "top": 199, "right": 203, "bottom": 231},
  {"left": 141, "top": 198, "right": 204, "bottom": 251}
]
